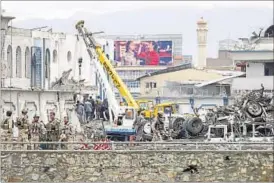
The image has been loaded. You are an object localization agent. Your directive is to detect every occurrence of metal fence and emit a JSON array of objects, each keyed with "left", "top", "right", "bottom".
[{"left": 0, "top": 141, "right": 273, "bottom": 152}]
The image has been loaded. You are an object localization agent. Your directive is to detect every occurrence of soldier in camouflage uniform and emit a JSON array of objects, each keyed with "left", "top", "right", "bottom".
[
  {"left": 151, "top": 112, "right": 167, "bottom": 141},
  {"left": 29, "top": 113, "right": 44, "bottom": 150},
  {"left": 1, "top": 111, "right": 15, "bottom": 149},
  {"left": 60, "top": 114, "right": 73, "bottom": 149},
  {"left": 16, "top": 109, "right": 30, "bottom": 149},
  {"left": 46, "top": 111, "right": 60, "bottom": 150}
]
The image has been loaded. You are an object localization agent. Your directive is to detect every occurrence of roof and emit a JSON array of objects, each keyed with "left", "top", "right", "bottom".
[
  {"left": 136, "top": 63, "right": 192, "bottom": 80},
  {"left": 229, "top": 50, "right": 273, "bottom": 53},
  {"left": 195, "top": 72, "right": 246, "bottom": 88}
]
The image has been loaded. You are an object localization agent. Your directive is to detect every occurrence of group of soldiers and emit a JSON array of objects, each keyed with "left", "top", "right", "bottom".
[
  {"left": 134, "top": 111, "right": 172, "bottom": 141},
  {"left": 1, "top": 109, "right": 74, "bottom": 150}
]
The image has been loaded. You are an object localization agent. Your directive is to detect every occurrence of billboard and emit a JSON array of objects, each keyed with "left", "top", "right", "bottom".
[{"left": 114, "top": 40, "right": 173, "bottom": 66}]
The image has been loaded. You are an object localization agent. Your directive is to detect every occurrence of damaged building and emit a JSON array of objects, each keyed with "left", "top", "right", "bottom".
[
  {"left": 0, "top": 13, "right": 110, "bottom": 121},
  {"left": 230, "top": 24, "right": 274, "bottom": 94}
]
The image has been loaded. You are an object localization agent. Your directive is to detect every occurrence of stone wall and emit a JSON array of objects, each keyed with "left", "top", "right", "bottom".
[{"left": 1, "top": 151, "right": 273, "bottom": 182}]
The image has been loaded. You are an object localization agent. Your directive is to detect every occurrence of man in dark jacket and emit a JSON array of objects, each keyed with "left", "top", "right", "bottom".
[{"left": 84, "top": 100, "right": 92, "bottom": 123}]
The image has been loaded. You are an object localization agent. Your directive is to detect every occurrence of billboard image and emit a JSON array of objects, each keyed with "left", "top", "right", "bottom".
[{"left": 114, "top": 40, "right": 173, "bottom": 66}]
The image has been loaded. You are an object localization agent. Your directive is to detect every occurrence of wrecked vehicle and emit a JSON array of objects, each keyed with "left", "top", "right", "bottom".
[
  {"left": 134, "top": 112, "right": 205, "bottom": 141},
  {"left": 204, "top": 87, "right": 274, "bottom": 141}
]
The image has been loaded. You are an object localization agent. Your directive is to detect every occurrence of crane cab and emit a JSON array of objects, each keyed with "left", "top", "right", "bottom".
[{"left": 104, "top": 106, "right": 137, "bottom": 141}]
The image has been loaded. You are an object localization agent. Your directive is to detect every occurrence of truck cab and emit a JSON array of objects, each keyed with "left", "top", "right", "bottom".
[{"left": 136, "top": 99, "right": 154, "bottom": 119}]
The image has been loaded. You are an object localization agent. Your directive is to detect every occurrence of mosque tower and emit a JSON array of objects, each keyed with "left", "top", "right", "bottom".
[{"left": 196, "top": 17, "right": 208, "bottom": 68}]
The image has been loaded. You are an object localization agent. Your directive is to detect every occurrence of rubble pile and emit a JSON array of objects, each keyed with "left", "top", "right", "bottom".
[
  {"left": 135, "top": 88, "right": 273, "bottom": 141},
  {"left": 204, "top": 88, "right": 274, "bottom": 137}
]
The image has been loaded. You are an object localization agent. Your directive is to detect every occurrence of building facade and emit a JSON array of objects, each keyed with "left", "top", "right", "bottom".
[
  {"left": 136, "top": 63, "right": 243, "bottom": 110},
  {"left": 1, "top": 15, "right": 100, "bottom": 94},
  {"left": 230, "top": 24, "right": 274, "bottom": 93}
]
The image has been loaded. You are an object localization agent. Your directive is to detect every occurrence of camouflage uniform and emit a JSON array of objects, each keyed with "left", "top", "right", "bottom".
[
  {"left": 16, "top": 110, "right": 30, "bottom": 149},
  {"left": 1, "top": 114, "right": 14, "bottom": 150},
  {"left": 29, "top": 120, "right": 44, "bottom": 150},
  {"left": 46, "top": 118, "right": 60, "bottom": 150},
  {"left": 151, "top": 112, "right": 167, "bottom": 141},
  {"left": 60, "top": 121, "right": 73, "bottom": 149}
]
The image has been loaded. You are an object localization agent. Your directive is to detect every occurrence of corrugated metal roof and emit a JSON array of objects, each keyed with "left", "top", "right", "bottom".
[
  {"left": 195, "top": 73, "right": 246, "bottom": 88},
  {"left": 136, "top": 63, "right": 192, "bottom": 80}
]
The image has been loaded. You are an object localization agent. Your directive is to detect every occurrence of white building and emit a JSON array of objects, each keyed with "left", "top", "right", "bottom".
[
  {"left": 0, "top": 14, "right": 113, "bottom": 92},
  {"left": 0, "top": 14, "right": 111, "bottom": 121},
  {"left": 230, "top": 24, "right": 274, "bottom": 92}
]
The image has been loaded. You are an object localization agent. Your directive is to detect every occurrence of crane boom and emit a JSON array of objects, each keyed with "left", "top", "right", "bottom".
[{"left": 75, "top": 20, "right": 139, "bottom": 109}]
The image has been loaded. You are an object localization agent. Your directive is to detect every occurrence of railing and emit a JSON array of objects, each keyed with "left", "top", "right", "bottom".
[{"left": 1, "top": 141, "right": 273, "bottom": 152}]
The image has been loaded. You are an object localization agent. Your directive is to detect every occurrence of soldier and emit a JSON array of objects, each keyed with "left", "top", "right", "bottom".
[
  {"left": 16, "top": 109, "right": 30, "bottom": 149},
  {"left": 60, "top": 113, "right": 73, "bottom": 149},
  {"left": 1, "top": 111, "right": 14, "bottom": 149},
  {"left": 29, "top": 113, "right": 45, "bottom": 150},
  {"left": 133, "top": 111, "right": 146, "bottom": 141},
  {"left": 151, "top": 112, "right": 168, "bottom": 141},
  {"left": 46, "top": 111, "right": 60, "bottom": 150}
]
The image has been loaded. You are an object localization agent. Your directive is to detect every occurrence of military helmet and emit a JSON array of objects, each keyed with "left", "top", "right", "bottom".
[
  {"left": 21, "top": 108, "right": 28, "bottom": 114},
  {"left": 157, "top": 111, "right": 164, "bottom": 118}
]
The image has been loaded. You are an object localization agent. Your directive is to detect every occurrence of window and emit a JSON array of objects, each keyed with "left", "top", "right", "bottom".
[
  {"left": 145, "top": 82, "right": 157, "bottom": 88},
  {"left": 264, "top": 62, "right": 274, "bottom": 76},
  {"left": 16, "top": 46, "right": 22, "bottom": 78},
  {"left": 67, "top": 51, "right": 72, "bottom": 62},
  {"left": 7, "top": 45, "right": 13, "bottom": 77},
  {"left": 25, "top": 47, "right": 31, "bottom": 78},
  {"left": 53, "top": 50, "right": 57, "bottom": 63},
  {"left": 187, "top": 88, "right": 194, "bottom": 95},
  {"left": 45, "top": 49, "right": 50, "bottom": 79}
]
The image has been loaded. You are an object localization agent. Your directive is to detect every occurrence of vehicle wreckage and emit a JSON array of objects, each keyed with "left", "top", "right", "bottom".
[{"left": 133, "top": 87, "right": 274, "bottom": 142}]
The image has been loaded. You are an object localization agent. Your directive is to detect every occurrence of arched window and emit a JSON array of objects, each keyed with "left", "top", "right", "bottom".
[
  {"left": 25, "top": 47, "right": 31, "bottom": 78},
  {"left": 45, "top": 49, "right": 50, "bottom": 78},
  {"left": 7, "top": 45, "right": 13, "bottom": 77},
  {"left": 67, "top": 51, "right": 72, "bottom": 62},
  {"left": 16, "top": 46, "right": 22, "bottom": 78},
  {"left": 53, "top": 50, "right": 57, "bottom": 63}
]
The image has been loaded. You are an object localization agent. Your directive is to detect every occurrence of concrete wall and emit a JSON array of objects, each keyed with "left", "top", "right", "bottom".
[
  {"left": 230, "top": 51, "right": 274, "bottom": 62},
  {"left": 1, "top": 89, "right": 75, "bottom": 123},
  {"left": 1, "top": 151, "right": 272, "bottom": 182},
  {"left": 232, "top": 76, "right": 274, "bottom": 91},
  {"left": 206, "top": 58, "right": 233, "bottom": 67},
  {"left": 246, "top": 62, "right": 265, "bottom": 77},
  {"left": 231, "top": 62, "right": 274, "bottom": 90}
]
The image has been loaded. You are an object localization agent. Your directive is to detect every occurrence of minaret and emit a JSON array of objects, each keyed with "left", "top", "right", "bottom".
[{"left": 196, "top": 17, "right": 208, "bottom": 69}]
